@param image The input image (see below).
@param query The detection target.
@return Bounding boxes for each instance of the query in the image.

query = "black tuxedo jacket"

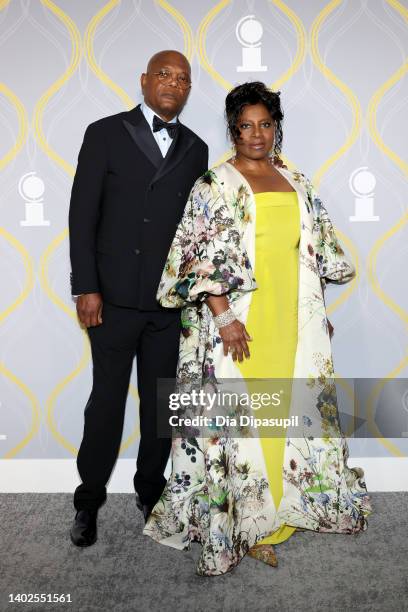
[68,104,208,310]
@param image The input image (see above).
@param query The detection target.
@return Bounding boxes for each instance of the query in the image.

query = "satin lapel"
[122,106,163,168]
[151,125,196,184]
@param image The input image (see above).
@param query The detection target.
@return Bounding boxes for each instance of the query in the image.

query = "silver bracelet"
[213,308,236,329]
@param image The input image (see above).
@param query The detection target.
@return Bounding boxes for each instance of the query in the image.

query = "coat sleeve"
[68,122,106,295]
[156,171,256,308]
[308,180,356,288]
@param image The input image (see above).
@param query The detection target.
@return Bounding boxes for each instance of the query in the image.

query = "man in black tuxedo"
[68,50,208,546]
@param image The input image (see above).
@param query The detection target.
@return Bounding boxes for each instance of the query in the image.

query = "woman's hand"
[219,320,251,362]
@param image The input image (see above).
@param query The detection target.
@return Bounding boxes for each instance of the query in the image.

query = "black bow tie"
[152,114,179,138]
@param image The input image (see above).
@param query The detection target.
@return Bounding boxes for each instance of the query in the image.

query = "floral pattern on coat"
[143,161,372,576]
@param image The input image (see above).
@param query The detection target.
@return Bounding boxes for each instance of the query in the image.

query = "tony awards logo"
[236,15,267,72]
[19,172,50,226]
[349,167,379,222]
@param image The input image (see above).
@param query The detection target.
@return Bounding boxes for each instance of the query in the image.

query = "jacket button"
[134,248,140,255]
[149,184,154,191]
[143,217,150,223]
[178,192,182,197]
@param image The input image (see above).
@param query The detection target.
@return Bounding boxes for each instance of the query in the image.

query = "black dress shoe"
[135,493,154,524]
[70,510,98,547]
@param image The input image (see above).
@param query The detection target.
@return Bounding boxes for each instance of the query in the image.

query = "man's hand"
[76,293,103,328]
[219,320,251,362]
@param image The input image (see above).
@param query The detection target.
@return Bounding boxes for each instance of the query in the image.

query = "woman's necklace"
[231,153,277,167]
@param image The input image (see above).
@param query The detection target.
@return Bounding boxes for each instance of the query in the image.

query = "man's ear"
[140,73,146,92]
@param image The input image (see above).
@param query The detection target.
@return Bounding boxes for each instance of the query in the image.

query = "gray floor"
[0,493,407,612]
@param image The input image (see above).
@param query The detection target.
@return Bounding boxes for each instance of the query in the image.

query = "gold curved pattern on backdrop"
[268,0,307,91]
[366,369,408,458]
[198,0,306,92]
[208,1,306,191]
[45,333,140,456]
[84,0,193,111]
[212,1,357,315]
[32,0,82,177]
[32,1,91,455]
[2,1,405,461]
[197,0,232,90]
[0,229,38,458]
[0,0,38,458]
[84,0,134,110]
[367,219,408,327]
[36,1,140,456]
[309,0,362,189]
[0,84,28,171]
[310,2,404,453]
[308,1,361,317]
[365,0,408,457]
[368,0,408,177]
[0,228,34,325]
[39,229,76,320]
[40,238,140,456]
[156,0,194,60]
[0,362,41,459]
[45,334,91,456]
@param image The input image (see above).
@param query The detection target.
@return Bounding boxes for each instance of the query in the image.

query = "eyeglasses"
[149,70,192,90]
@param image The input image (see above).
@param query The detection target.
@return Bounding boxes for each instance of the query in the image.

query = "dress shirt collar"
[140,101,177,131]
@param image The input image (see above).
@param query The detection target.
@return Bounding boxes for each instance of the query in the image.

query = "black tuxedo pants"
[73,301,181,511]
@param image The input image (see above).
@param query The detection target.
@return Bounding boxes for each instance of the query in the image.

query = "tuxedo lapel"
[151,124,196,185]
[122,105,163,168]
[122,104,198,184]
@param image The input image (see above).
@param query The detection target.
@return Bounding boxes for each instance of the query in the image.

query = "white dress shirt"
[140,101,177,157]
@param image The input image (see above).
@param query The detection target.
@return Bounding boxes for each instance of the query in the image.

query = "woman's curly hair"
[225,81,284,157]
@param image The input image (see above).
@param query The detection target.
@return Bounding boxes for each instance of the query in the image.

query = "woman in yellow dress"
[236,189,300,564]
[144,82,371,577]
[220,91,306,565]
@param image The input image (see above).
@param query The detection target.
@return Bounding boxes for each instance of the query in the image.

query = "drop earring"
[268,139,277,165]
[231,143,237,165]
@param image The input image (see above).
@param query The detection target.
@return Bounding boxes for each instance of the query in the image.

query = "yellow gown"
[237,190,300,545]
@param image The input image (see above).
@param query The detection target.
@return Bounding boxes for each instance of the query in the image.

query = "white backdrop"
[0,0,407,492]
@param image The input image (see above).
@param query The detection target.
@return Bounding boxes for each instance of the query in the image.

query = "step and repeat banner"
[0,0,407,489]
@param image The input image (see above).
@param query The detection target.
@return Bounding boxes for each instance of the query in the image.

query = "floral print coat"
[142,161,373,576]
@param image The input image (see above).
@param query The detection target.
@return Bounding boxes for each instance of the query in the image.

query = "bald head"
[146,50,190,74]
[141,50,192,121]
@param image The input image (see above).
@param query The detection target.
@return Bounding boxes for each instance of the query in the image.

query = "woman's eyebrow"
[240,117,272,122]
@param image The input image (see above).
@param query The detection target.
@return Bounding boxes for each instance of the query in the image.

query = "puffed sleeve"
[156,170,256,308]
[308,181,356,288]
